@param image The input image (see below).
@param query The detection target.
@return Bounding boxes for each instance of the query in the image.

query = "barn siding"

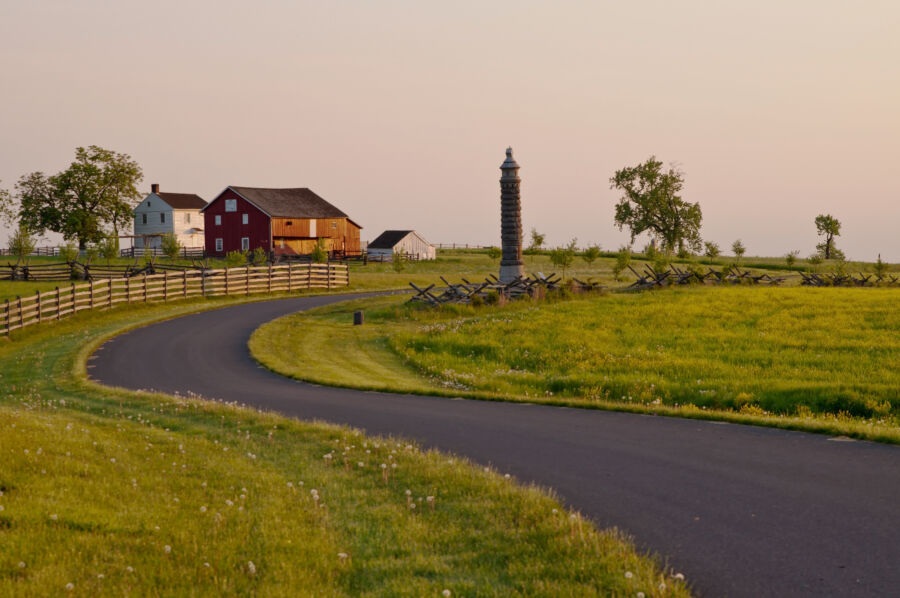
[271,217,361,255]
[203,189,271,256]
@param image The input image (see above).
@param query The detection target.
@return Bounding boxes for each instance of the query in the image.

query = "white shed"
[133,184,207,249]
[367,230,436,260]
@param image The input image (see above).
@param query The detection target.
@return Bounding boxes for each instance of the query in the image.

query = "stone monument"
[499,147,525,283]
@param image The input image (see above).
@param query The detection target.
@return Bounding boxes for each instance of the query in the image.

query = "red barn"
[201,186,362,257]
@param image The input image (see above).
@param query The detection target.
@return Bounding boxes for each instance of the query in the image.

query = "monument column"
[499,147,525,283]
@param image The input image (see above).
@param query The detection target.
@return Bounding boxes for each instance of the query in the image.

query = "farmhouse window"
[160,213,165,224]
[215,215,221,226]
[331,221,337,229]
[225,199,237,212]
[215,238,223,252]
[142,214,147,225]
[286,221,292,226]
[242,213,248,225]
[184,213,190,224]
[241,237,250,251]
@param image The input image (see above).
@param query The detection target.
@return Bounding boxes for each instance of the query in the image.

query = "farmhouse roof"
[226,187,350,220]
[368,230,417,249]
[156,192,207,210]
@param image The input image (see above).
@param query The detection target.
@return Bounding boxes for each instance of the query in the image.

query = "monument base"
[499,263,525,284]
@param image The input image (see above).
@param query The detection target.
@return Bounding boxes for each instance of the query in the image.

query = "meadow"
[0,294,689,597]
[250,286,900,443]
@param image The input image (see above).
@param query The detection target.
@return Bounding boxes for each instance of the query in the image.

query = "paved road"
[89,294,900,598]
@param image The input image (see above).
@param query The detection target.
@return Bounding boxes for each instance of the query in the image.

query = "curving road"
[89,294,900,598]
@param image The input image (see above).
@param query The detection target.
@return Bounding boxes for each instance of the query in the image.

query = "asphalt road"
[89,294,900,597]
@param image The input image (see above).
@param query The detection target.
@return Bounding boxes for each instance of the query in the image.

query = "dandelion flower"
[405,489,412,496]
[164,545,172,554]
[65,583,74,591]
[674,573,685,581]
[97,574,104,580]
[409,503,416,510]
[200,506,207,513]
[50,514,58,521]
[126,566,134,573]
[204,562,211,568]
[637,593,646,598]
[504,474,511,479]
[17,562,25,568]
[624,571,633,579]
[443,590,452,597]
[337,552,348,561]
[247,561,257,576]
[659,582,667,591]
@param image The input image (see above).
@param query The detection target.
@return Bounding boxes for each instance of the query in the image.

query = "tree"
[785,250,799,269]
[611,157,702,254]
[487,246,501,260]
[874,254,888,279]
[252,246,268,265]
[703,241,720,259]
[391,251,405,272]
[7,225,36,260]
[583,245,601,264]
[814,214,841,260]
[528,228,545,252]
[17,146,143,249]
[549,238,577,279]
[0,181,14,227]
[731,239,746,264]
[161,233,182,260]
[613,246,631,281]
[100,236,119,264]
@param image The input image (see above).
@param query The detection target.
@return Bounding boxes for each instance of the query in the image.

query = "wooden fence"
[1,262,349,336]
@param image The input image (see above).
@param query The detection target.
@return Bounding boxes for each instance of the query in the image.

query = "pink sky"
[1,1,898,259]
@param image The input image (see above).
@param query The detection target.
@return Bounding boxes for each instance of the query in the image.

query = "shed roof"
[156,192,207,210]
[368,230,418,249]
[227,187,349,219]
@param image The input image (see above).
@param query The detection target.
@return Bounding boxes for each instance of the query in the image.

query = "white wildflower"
[65,583,74,591]
[624,571,633,579]
[443,591,452,597]
[164,545,172,554]
[247,561,256,576]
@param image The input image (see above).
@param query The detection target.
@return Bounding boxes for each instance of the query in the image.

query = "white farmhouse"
[133,184,207,249]
[367,230,436,260]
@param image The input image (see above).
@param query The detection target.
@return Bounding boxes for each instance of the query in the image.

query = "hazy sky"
[1,1,898,259]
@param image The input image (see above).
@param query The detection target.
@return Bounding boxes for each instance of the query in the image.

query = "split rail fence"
[2,262,348,336]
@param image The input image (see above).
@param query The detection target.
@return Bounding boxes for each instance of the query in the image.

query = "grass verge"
[0,293,690,597]
[249,287,900,444]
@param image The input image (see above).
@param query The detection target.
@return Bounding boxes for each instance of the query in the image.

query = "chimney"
[151,183,159,194]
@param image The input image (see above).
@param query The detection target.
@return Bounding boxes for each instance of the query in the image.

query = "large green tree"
[814,214,841,259]
[610,157,702,254]
[17,146,143,248]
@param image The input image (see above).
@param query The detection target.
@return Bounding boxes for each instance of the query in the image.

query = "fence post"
[3,299,9,336]
[288,263,293,293]
[246,265,250,296]
[327,262,332,290]
[89,279,94,310]
[126,276,131,304]
[308,261,312,290]
[68,283,75,317]
[225,267,229,296]
[37,290,43,324]
[163,271,168,302]
[108,279,113,309]
[183,269,188,298]
[346,263,350,287]
[143,272,148,302]
[17,296,23,331]
[267,264,272,293]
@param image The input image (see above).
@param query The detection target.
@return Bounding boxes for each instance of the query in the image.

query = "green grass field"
[0,295,690,597]
[250,287,900,443]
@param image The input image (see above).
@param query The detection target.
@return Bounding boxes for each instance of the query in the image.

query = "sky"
[1,1,898,259]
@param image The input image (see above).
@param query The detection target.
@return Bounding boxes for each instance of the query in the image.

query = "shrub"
[874,254,888,279]
[225,250,247,268]
[785,250,799,268]
[676,245,691,259]
[392,251,405,272]
[549,238,577,279]
[59,241,79,263]
[310,239,329,264]
[252,246,268,265]
[642,243,657,261]
[161,233,181,260]
[483,291,499,305]
[487,246,501,260]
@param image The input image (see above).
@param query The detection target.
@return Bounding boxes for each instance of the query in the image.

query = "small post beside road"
[353,310,364,326]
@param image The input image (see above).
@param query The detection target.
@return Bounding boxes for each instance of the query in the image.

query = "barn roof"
[156,192,207,210]
[368,230,416,249]
[227,187,349,219]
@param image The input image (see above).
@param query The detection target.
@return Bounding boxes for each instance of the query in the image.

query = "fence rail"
[2,262,349,336]
[120,246,206,259]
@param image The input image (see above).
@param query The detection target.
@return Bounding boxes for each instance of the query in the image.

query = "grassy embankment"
[0,294,689,597]
[250,286,900,444]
